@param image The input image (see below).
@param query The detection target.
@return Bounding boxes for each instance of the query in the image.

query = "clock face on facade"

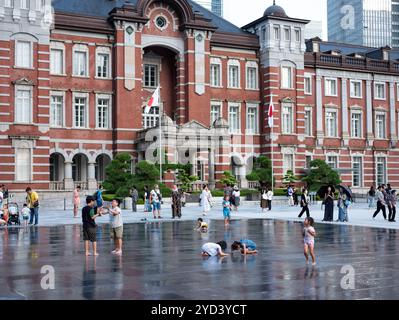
[196,34,203,42]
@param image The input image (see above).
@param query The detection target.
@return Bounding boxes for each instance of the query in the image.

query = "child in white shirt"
[21,203,31,227]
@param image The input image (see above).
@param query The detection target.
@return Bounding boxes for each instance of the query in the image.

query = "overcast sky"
[224,0,328,39]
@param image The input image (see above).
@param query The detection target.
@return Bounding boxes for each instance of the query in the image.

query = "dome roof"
[264,4,288,18]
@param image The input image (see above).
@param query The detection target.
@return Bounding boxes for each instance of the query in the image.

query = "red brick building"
[0,0,398,194]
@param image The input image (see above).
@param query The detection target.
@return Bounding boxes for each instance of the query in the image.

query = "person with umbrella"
[337,187,350,222]
[321,186,335,222]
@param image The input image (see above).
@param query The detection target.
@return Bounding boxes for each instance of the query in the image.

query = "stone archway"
[49,153,65,190]
[95,154,112,184]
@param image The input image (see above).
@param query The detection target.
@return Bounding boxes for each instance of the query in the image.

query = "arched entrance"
[49,153,65,190]
[72,154,88,190]
[95,154,111,184]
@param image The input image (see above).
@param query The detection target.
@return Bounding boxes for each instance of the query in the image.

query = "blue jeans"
[368,196,375,208]
[29,207,39,225]
[338,207,346,222]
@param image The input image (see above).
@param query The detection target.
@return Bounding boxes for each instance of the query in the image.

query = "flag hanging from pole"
[268,96,274,128]
[144,86,160,114]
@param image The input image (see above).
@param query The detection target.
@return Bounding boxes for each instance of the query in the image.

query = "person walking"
[231,186,240,212]
[130,186,138,212]
[73,186,81,218]
[260,187,268,212]
[26,187,39,226]
[368,185,376,209]
[266,188,273,211]
[150,185,162,219]
[298,188,310,218]
[95,185,104,208]
[385,184,393,220]
[373,186,387,220]
[388,190,397,222]
[322,186,334,222]
[287,186,294,206]
[171,185,182,219]
[200,185,212,216]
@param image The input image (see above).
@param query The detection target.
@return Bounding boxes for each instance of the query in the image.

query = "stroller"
[7,202,21,225]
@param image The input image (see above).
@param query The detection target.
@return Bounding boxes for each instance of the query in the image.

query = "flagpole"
[271,114,274,194]
[159,92,163,185]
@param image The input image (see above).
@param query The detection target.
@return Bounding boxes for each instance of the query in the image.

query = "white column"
[238,165,248,189]
[28,0,36,22]
[0,0,5,20]
[341,78,349,145]
[316,75,324,145]
[13,0,21,21]
[64,161,74,190]
[389,82,397,146]
[88,162,97,190]
[366,80,374,146]
[208,149,215,189]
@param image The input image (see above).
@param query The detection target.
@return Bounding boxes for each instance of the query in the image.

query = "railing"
[49,181,65,191]
[74,181,88,190]
[248,181,260,189]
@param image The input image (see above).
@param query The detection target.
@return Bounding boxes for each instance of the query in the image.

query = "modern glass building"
[193,0,223,17]
[328,0,399,48]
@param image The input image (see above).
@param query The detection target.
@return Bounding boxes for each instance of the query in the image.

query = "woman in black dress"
[323,186,335,222]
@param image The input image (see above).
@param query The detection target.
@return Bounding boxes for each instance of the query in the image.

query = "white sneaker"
[114,250,122,255]
[111,249,117,254]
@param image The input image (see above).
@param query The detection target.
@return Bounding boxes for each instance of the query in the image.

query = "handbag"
[33,200,39,208]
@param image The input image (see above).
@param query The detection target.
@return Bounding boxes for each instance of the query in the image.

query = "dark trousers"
[298,205,310,218]
[132,200,137,212]
[267,200,272,211]
[172,204,182,218]
[389,206,396,221]
[373,201,387,219]
[29,207,39,225]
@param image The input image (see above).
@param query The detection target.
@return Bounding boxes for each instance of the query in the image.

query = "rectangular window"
[326,156,338,169]
[96,53,110,78]
[36,0,45,10]
[73,51,87,76]
[210,64,221,87]
[325,78,337,96]
[210,103,221,126]
[350,80,362,98]
[5,0,14,8]
[274,26,280,40]
[351,113,362,138]
[325,111,337,137]
[196,161,205,181]
[294,29,300,42]
[284,28,290,41]
[73,97,87,128]
[376,157,387,186]
[20,0,29,9]
[352,157,363,187]
[304,76,312,94]
[261,27,266,41]
[375,83,386,100]
[246,105,258,134]
[50,95,63,127]
[229,105,240,133]
[283,154,294,174]
[305,156,312,169]
[246,67,257,89]
[97,97,110,129]
[15,41,32,68]
[282,104,293,134]
[15,88,31,123]
[376,114,386,139]
[144,64,158,88]
[281,66,292,89]
[50,49,63,75]
[15,148,31,182]
[142,105,160,129]
[228,65,240,88]
[305,110,312,136]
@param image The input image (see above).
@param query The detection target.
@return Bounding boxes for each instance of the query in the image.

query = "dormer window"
[274,26,280,40]
[383,50,389,61]
[354,53,363,59]
[312,42,319,52]
[331,50,340,56]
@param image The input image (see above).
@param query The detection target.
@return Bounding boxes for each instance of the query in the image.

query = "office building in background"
[193,0,223,17]
[305,20,324,39]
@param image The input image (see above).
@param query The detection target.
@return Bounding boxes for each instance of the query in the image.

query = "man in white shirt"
[108,198,123,255]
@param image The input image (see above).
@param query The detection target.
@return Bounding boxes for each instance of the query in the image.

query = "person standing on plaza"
[0,184,4,210]
[260,187,268,212]
[26,187,39,226]
[385,184,393,220]
[337,188,349,223]
[231,186,240,212]
[144,186,150,212]
[73,186,81,218]
[368,185,376,209]
[303,217,317,266]
[388,190,397,222]
[298,188,310,219]
[266,188,273,211]
[201,185,212,216]
[130,186,139,213]
[108,198,123,255]
[222,195,231,226]
[224,184,232,200]
[82,196,102,256]
[287,185,294,206]
[322,186,334,222]
[171,185,182,219]
[373,186,387,220]
[150,184,162,219]
[95,185,104,208]
[293,187,299,206]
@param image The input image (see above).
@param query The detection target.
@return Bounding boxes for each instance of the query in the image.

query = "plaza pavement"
[28,201,399,230]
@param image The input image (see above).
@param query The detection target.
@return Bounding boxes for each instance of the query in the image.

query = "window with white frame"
[246,62,258,90]
[375,113,386,139]
[210,59,222,87]
[15,41,32,68]
[261,27,266,41]
[325,110,337,137]
[304,75,312,94]
[228,60,240,88]
[20,0,29,9]
[50,48,64,75]
[283,153,294,174]
[50,94,63,127]
[305,155,312,169]
[281,66,293,89]
[229,104,240,133]
[96,49,110,78]
[281,103,293,134]
[142,105,159,129]
[15,86,31,123]
[96,95,111,129]
[73,48,88,77]
[352,156,363,187]
[284,28,290,41]
[376,157,387,186]
[143,64,158,88]
[350,80,362,98]
[294,29,301,42]
[326,155,338,169]
[15,147,31,182]
[246,104,259,134]
[274,26,280,40]
[73,94,87,128]
[210,102,221,126]
[5,0,14,8]
[325,78,337,96]
[36,0,45,10]
[305,109,312,136]
[196,161,205,181]
[375,83,386,100]
[351,112,362,138]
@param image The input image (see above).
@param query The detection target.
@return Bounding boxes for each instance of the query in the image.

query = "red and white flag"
[268,96,274,128]
[144,86,160,114]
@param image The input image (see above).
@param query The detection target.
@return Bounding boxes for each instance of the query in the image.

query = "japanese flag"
[268,96,274,128]
[144,86,160,114]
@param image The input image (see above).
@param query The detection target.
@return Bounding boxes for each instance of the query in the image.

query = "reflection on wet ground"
[0,219,398,300]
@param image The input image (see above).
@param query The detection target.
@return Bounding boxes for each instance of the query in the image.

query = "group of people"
[372,184,397,222]
[321,186,351,223]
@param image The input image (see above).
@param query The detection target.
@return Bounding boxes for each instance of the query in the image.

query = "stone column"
[13,0,21,21]
[88,162,97,190]
[28,0,36,22]
[0,0,5,20]
[238,165,248,189]
[208,148,215,189]
[389,82,397,146]
[64,161,74,190]
[341,78,349,145]
[366,80,374,147]
[316,75,324,145]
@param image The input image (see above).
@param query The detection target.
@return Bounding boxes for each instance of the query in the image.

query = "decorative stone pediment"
[12,78,35,86]
[180,120,209,130]
[281,97,294,103]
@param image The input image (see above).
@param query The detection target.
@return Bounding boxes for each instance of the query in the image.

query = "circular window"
[156,16,167,29]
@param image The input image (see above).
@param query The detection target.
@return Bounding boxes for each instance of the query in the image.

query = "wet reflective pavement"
[1,219,398,300]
